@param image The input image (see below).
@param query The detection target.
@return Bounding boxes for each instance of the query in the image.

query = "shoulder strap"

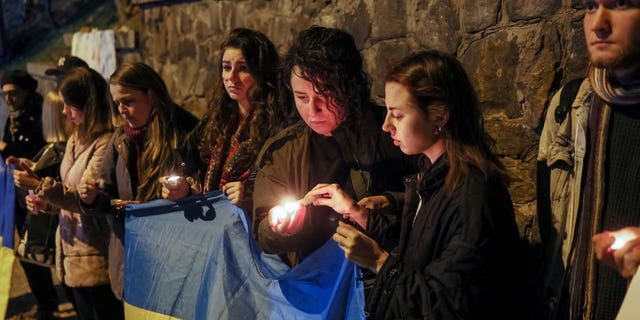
[554,78,583,124]
[536,78,584,135]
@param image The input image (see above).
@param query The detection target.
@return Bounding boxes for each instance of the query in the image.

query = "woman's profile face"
[221,47,255,105]
[382,81,440,156]
[110,84,154,129]
[60,93,85,126]
[291,67,344,136]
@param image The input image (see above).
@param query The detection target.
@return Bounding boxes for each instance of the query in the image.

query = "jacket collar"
[417,155,448,198]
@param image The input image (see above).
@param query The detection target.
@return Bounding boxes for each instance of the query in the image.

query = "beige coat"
[38,131,113,287]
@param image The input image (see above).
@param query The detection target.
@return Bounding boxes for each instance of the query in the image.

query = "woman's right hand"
[25,193,47,214]
[159,176,190,200]
[78,178,101,205]
[13,167,40,189]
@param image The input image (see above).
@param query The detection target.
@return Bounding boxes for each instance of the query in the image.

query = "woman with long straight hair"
[77,62,199,300]
[308,50,523,319]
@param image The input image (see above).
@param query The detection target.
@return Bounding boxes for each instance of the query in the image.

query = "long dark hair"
[386,50,508,191]
[58,67,113,143]
[198,28,282,162]
[280,25,372,125]
[109,62,194,202]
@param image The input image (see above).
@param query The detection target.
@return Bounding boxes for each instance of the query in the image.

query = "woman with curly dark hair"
[252,26,416,267]
[164,28,283,212]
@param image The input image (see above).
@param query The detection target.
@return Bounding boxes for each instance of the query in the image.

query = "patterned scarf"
[589,66,640,105]
[203,117,255,192]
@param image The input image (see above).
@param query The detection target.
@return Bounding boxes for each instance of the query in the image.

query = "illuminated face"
[382,82,441,157]
[60,93,85,126]
[222,48,255,105]
[110,84,154,129]
[2,84,28,112]
[583,0,640,77]
[291,66,344,137]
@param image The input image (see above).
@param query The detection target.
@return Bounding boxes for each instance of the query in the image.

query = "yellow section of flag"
[124,301,182,320]
[0,237,15,320]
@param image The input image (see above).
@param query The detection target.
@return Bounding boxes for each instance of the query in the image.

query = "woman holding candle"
[163,28,284,213]
[24,67,123,320]
[77,62,200,300]
[306,51,523,319]
[252,26,416,266]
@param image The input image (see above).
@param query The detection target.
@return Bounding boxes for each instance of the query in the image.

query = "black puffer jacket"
[367,156,524,319]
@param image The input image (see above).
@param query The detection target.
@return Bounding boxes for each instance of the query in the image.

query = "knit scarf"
[589,66,640,105]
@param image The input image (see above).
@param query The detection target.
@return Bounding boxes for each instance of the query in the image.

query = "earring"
[434,126,443,136]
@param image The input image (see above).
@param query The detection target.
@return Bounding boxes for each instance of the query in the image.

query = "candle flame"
[611,230,637,250]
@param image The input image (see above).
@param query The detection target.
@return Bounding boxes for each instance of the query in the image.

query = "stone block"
[410,0,461,54]
[459,0,499,33]
[505,0,560,21]
[371,0,406,40]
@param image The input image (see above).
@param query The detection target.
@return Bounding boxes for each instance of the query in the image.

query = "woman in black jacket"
[307,50,523,319]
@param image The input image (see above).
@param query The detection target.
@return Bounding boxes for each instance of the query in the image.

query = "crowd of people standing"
[2,1,640,318]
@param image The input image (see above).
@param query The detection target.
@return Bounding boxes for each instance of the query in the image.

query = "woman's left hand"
[222,181,244,205]
[333,221,388,273]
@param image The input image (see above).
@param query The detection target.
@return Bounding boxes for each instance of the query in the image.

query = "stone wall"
[136,0,589,242]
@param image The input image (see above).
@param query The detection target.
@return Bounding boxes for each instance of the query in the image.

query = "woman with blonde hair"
[78,62,199,301]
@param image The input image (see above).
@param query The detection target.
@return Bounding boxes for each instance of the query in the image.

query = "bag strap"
[554,78,583,124]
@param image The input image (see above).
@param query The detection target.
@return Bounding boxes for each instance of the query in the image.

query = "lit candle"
[167,175,180,183]
[611,230,637,250]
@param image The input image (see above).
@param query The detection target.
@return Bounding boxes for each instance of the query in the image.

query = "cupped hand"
[268,201,307,236]
[13,168,40,189]
[333,221,388,273]
[593,227,640,278]
[78,177,101,205]
[159,175,190,200]
[25,193,47,214]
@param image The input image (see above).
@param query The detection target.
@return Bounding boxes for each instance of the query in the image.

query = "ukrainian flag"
[123,191,364,320]
[0,158,15,319]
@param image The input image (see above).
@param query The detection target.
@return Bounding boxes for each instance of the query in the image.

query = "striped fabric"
[589,66,640,105]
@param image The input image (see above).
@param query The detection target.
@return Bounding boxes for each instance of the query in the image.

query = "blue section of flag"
[0,156,15,249]
[124,192,365,320]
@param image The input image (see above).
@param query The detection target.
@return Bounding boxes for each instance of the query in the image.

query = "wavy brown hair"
[197,28,282,162]
[109,62,196,202]
[58,67,113,143]
[386,50,508,192]
[280,25,372,125]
